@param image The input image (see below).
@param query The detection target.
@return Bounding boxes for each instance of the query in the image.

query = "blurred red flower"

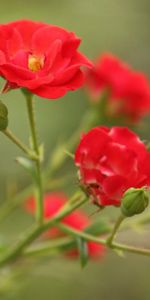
[0,20,92,99]
[75,126,150,206]
[25,192,104,259]
[86,54,150,121]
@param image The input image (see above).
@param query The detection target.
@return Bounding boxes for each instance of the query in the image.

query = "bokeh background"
[0,0,150,299]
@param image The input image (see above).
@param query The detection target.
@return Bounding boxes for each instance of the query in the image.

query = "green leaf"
[85,219,111,236]
[16,157,37,182]
[76,237,89,268]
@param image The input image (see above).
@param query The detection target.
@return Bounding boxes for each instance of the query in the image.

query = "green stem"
[58,223,106,245]
[25,95,43,225]
[25,238,150,258]
[0,192,86,267]
[2,128,38,160]
[107,214,125,246]
[24,237,74,257]
[110,242,150,257]
[0,193,150,265]
[58,223,150,257]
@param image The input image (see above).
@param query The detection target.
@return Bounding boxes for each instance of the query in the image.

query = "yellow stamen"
[28,55,44,72]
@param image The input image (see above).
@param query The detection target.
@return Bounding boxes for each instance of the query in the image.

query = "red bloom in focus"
[25,193,104,258]
[75,126,150,206]
[0,20,92,99]
[86,54,150,121]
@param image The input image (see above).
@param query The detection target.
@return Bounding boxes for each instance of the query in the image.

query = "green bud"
[0,101,8,131]
[121,187,149,217]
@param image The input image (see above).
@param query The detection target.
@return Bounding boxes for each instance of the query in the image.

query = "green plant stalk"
[25,239,150,258]
[6,221,149,260]
[107,214,125,246]
[26,95,43,225]
[3,128,38,160]
[25,221,112,258]
[0,192,86,267]
[58,223,150,257]
[24,237,74,257]
[0,194,150,265]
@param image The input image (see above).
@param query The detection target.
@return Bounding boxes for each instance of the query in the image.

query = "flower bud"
[121,187,149,217]
[0,100,8,130]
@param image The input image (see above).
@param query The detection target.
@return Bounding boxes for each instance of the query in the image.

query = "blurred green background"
[0,0,150,299]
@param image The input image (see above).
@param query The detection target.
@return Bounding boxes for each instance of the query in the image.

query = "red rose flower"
[75,126,150,206]
[25,193,104,258]
[86,53,150,121]
[0,20,92,99]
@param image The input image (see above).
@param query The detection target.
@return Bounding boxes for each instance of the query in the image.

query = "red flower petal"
[62,36,81,57]
[86,53,150,120]
[11,50,28,68]
[88,242,105,258]
[75,126,150,207]
[63,211,89,230]
[102,175,128,199]
[0,50,6,64]
[9,20,45,50]
[75,127,110,166]
[109,127,147,160]
[0,20,92,99]
[0,63,34,84]
[32,25,70,55]
[105,142,137,177]
[71,52,93,68]
[43,39,62,71]
[7,28,23,57]
[31,85,67,99]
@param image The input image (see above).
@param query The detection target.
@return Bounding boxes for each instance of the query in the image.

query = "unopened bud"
[121,187,149,217]
[0,101,8,130]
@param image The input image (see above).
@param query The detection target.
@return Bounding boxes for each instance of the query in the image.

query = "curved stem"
[25,237,150,258]
[25,95,43,225]
[24,237,74,257]
[2,128,38,160]
[58,223,150,257]
[107,214,125,246]
[110,242,150,257]
[0,192,150,266]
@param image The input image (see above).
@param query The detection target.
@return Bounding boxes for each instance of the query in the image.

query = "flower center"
[28,55,44,72]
